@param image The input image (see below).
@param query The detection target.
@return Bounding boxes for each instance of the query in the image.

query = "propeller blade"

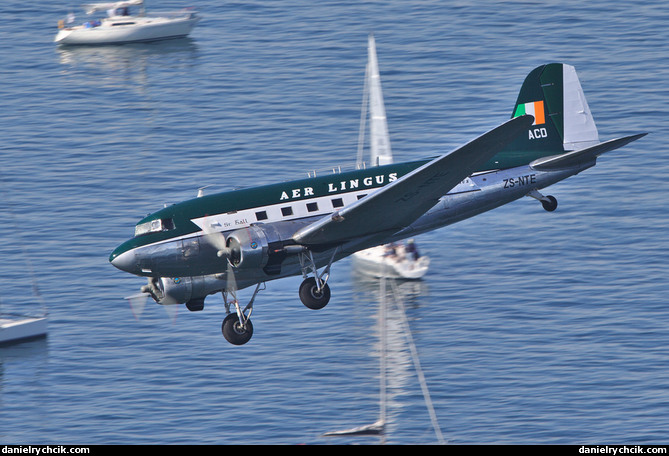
[226,261,238,297]
[203,216,231,258]
[163,303,178,324]
[126,293,149,320]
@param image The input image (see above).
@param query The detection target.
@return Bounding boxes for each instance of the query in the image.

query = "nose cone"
[109,244,137,274]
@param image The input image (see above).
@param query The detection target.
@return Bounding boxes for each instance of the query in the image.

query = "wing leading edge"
[292,115,535,246]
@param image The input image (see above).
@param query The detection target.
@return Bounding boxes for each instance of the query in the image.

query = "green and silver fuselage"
[109,62,646,309]
[110,157,593,293]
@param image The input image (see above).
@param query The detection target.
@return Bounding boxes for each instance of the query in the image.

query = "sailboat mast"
[356,61,369,169]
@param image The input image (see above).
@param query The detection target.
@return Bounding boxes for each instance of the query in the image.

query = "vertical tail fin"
[483,63,600,170]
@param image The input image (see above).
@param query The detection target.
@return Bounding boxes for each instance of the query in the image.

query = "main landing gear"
[528,189,558,212]
[297,248,337,310]
[219,247,337,346]
[221,281,264,346]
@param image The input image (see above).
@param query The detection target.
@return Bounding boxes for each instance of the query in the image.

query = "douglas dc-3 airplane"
[110,62,645,345]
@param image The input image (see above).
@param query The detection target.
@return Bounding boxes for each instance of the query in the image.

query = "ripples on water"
[1,0,668,445]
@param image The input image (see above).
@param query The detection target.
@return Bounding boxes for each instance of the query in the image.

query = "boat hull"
[352,246,430,280]
[55,16,199,45]
[0,316,48,345]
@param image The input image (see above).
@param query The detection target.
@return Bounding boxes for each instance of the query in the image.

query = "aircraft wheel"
[222,313,254,345]
[299,277,331,310]
[541,195,558,212]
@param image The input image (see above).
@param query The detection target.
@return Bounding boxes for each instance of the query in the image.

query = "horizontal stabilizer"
[292,115,534,246]
[530,133,647,171]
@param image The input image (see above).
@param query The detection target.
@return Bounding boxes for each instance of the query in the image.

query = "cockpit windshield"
[134,218,175,237]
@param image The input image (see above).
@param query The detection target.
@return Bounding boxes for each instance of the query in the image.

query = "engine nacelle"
[225,225,271,269]
[148,275,225,305]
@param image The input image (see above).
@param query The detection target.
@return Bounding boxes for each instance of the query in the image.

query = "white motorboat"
[352,35,430,280]
[352,242,430,280]
[54,1,200,45]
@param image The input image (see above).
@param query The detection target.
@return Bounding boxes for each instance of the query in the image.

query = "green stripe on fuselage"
[113,159,430,254]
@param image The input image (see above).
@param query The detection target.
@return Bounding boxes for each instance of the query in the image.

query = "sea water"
[1,0,668,444]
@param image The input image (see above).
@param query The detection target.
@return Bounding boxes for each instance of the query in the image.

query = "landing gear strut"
[221,279,264,346]
[528,189,558,212]
[298,248,337,310]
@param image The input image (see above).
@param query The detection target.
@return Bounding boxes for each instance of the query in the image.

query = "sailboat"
[0,314,48,345]
[351,34,430,280]
[0,181,48,345]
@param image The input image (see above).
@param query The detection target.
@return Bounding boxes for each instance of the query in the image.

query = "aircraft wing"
[530,133,647,171]
[292,115,534,246]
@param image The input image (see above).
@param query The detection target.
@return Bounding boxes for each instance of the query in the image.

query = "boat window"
[307,202,319,212]
[134,218,175,237]
[357,194,367,200]
[281,207,293,217]
[111,22,136,26]
[255,211,268,221]
[331,198,344,208]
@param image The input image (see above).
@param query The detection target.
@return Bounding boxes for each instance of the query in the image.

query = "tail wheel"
[222,313,254,345]
[299,277,331,310]
[541,195,558,212]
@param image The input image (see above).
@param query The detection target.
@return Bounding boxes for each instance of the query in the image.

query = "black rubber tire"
[299,277,331,310]
[221,313,254,345]
[541,195,558,212]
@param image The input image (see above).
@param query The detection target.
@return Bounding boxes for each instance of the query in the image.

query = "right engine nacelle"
[225,225,271,269]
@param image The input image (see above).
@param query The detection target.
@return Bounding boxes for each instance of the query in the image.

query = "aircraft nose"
[109,246,137,273]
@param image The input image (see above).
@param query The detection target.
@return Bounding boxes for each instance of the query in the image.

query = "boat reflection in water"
[322,273,444,444]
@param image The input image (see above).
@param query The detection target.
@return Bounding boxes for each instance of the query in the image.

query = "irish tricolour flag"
[514,100,545,125]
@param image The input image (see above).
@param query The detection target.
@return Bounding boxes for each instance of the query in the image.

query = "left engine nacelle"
[225,225,271,269]
[146,275,225,305]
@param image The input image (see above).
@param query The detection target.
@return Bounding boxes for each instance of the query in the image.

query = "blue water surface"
[1,0,667,445]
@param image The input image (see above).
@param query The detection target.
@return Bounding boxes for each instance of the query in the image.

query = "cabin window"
[255,211,268,221]
[331,198,344,208]
[357,194,367,200]
[281,207,293,217]
[306,202,319,212]
[134,218,175,237]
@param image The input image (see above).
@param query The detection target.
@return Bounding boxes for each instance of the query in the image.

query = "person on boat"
[405,239,420,260]
[383,243,397,259]
[107,7,129,17]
